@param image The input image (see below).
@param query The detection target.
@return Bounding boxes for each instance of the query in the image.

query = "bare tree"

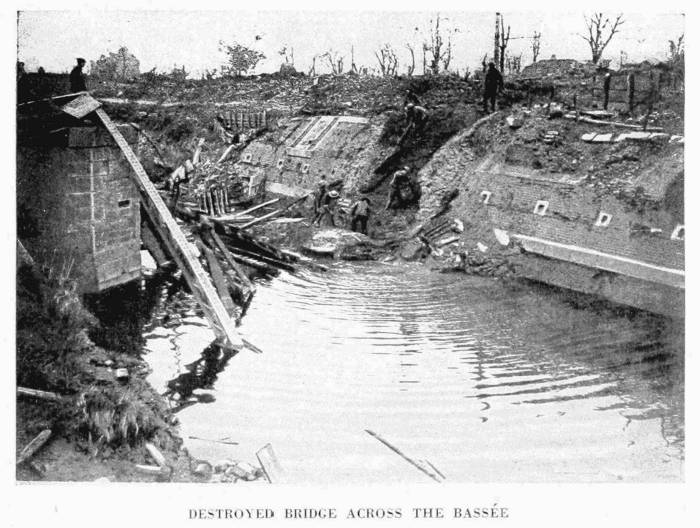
[531,31,542,63]
[668,34,684,62]
[405,44,416,76]
[278,46,294,66]
[350,45,358,74]
[580,13,625,64]
[375,44,399,77]
[322,50,345,75]
[498,13,511,72]
[425,13,454,74]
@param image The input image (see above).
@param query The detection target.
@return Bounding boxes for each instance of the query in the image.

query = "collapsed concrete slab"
[234,115,394,198]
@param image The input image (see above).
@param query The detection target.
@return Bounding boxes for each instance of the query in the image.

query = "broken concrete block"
[193,461,213,478]
[477,242,488,253]
[493,229,510,246]
[591,133,613,143]
[115,367,129,380]
[581,133,597,142]
[624,131,653,141]
[227,461,259,481]
[669,135,684,145]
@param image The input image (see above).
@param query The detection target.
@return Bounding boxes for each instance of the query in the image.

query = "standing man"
[70,58,87,93]
[482,62,504,113]
[312,174,328,222]
[350,196,371,235]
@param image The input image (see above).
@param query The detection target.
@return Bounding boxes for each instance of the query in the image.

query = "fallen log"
[17,387,63,402]
[209,232,256,294]
[227,252,279,275]
[135,464,168,476]
[17,429,52,465]
[228,246,296,273]
[214,222,292,263]
[145,442,167,467]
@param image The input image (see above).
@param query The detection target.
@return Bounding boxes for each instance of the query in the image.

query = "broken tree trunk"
[17,429,52,465]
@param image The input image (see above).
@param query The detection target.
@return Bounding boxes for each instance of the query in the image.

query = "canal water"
[143,262,684,484]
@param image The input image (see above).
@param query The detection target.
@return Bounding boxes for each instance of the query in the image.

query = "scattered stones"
[506,115,523,129]
[192,461,213,478]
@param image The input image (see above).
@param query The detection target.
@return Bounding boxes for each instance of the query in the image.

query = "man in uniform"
[350,196,371,235]
[482,62,504,113]
[70,57,87,93]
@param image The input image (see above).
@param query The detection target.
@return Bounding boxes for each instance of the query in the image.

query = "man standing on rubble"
[350,196,371,235]
[70,58,87,93]
[482,62,504,113]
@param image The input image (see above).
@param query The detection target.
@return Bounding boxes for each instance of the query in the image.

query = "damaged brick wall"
[17,125,141,292]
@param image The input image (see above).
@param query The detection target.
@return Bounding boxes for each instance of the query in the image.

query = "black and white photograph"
[7,2,694,526]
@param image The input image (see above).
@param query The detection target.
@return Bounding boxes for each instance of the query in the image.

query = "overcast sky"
[17,10,684,77]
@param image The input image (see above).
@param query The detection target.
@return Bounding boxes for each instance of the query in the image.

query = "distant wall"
[235,115,393,198]
[17,125,141,292]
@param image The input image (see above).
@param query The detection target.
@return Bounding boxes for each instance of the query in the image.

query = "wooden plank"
[256,443,284,484]
[93,106,243,350]
[17,387,63,402]
[209,232,256,293]
[365,429,443,483]
[238,209,283,230]
[223,198,280,220]
[61,94,101,119]
[199,237,237,317]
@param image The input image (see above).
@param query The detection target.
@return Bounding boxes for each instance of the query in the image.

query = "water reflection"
[164,343,238,412]
[143,262,684,483]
